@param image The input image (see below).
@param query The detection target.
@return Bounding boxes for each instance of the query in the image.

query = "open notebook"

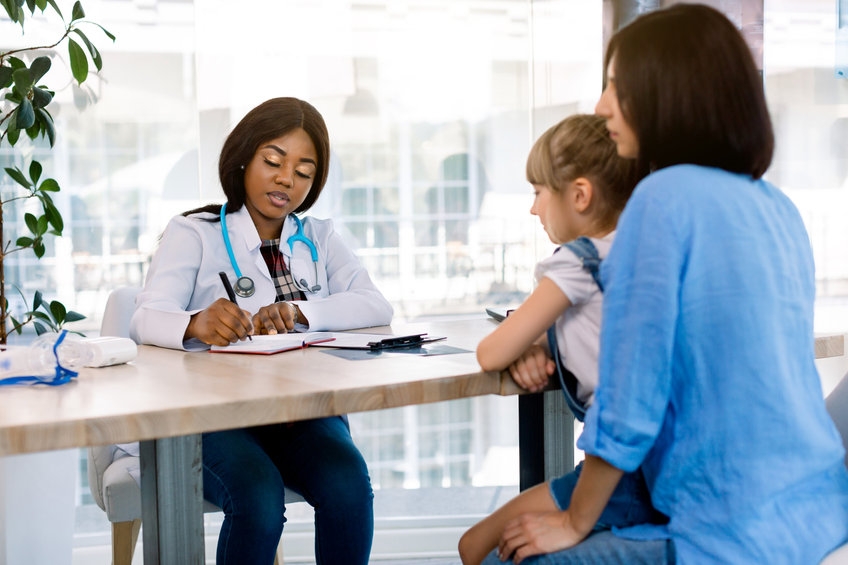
[210,332,445,355]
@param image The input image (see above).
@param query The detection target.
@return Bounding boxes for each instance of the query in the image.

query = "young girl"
[130,97,392,565]
[490,4,848,564]
[459,113,658,565]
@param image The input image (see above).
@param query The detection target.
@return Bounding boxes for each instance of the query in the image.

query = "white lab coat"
[130,206,393,350]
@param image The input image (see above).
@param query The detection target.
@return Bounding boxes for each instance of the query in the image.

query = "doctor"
[130,97,392,565]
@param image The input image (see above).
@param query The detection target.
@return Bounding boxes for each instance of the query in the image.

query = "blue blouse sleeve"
[577,177,687,473]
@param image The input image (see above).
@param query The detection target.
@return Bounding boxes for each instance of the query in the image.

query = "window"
[4,0,844,561]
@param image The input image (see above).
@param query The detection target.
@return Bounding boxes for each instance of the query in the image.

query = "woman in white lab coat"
[130,97,392,565]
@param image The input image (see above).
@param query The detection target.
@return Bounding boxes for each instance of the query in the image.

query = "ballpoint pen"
[219,271,252,340]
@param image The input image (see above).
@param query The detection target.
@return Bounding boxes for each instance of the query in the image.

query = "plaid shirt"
[260,239,306,303]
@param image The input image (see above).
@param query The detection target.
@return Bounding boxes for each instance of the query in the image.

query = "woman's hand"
[185,298,254,346]
[252,302,299,335]
[497,510,584,564]
[507,344,555,393]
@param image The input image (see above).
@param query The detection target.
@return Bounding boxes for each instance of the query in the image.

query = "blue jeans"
[550,462,666,530]
[202,416,373,565]
[480,530,675,565]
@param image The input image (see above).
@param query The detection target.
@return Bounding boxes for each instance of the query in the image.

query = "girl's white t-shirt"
[533,232,614,407]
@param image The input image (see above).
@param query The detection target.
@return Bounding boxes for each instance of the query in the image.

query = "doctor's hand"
[508,344,555,393]
[185,298,254,346]
[252,302,300,335]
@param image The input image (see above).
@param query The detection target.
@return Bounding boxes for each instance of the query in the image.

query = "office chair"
[87,286,304,565]
[820,371,848,564]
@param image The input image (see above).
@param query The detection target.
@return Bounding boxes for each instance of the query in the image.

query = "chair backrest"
[826,372,848,470]
[100,286,142,338]
[88,286,142,514]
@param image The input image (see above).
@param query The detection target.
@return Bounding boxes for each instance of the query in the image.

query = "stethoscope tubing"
[220,203,321,297]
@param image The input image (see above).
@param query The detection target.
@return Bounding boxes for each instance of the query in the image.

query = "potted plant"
[0,0,114,344]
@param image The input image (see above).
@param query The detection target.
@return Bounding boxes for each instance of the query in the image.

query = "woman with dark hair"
[131,97,391,565]
[486,5,848,564]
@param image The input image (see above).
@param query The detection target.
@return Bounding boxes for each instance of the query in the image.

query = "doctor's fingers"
[206,299,254,342]
[188,310,247,346]
[252,303,295,335]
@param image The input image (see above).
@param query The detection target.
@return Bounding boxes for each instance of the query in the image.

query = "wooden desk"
[816,333,845,359]
[0,317,515,564]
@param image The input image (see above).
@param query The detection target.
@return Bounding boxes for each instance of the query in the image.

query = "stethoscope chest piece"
[234,276,255,298]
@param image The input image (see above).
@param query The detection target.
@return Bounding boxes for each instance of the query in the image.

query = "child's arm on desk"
[477,277,571,391]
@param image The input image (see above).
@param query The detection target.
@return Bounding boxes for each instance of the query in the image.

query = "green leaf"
[90,21,115,41]
[68,38,88,84]
[26,122,41,140]
[15,99,35,129]
[15,236,34,247]
[25,0,35,12]
[12,67,34,95]
[28,56,51,83]
[31,86,53,108]
[32,290,44,310]
[70,0,83,21]
[45,0,61,19]
[4,166,31,188]
[49,300,67,323]
[71,29,102,71]
[35,107,56,146]
[6,125,21,146]
[64,310,86,323]
[29,160,42,184]
[39,178,59,192]
[33,239,45,258]
[33,321,49,336]
[35,0,47,10]
[24,212,38,233]
[44,200,64,233]
[32,311,52,322]
[36,215,49,235]
[8,57,26,71]
[0,65,12,89]
[0,0,23,24]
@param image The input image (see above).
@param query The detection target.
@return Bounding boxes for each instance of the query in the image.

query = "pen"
[219,271,252,340]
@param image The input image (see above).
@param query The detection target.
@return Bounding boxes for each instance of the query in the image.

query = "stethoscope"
[220,204,322,298]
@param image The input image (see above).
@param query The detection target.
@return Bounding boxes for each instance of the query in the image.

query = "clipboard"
[310,332,446,351]
[364,333,446,350]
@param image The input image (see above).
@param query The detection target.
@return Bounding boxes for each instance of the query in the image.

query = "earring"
[239,165,245,170]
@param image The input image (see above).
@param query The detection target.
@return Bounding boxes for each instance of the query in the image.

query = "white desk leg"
[140,435,205,564]
[518,390,575,490]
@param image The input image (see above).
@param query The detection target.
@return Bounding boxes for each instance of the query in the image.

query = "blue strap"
[0,330,80,386]
[547,326,587,421]
[562,236,603,291]
[547,236,604,420]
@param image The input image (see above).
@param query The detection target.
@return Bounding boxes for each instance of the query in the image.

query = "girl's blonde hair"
[526,113,640,229]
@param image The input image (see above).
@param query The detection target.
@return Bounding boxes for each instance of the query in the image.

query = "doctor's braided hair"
[184,97,331,219]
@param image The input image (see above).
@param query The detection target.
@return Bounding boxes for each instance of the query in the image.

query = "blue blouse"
[579,165,848,564]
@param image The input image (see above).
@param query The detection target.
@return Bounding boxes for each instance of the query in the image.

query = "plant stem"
[0,203,6,345]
